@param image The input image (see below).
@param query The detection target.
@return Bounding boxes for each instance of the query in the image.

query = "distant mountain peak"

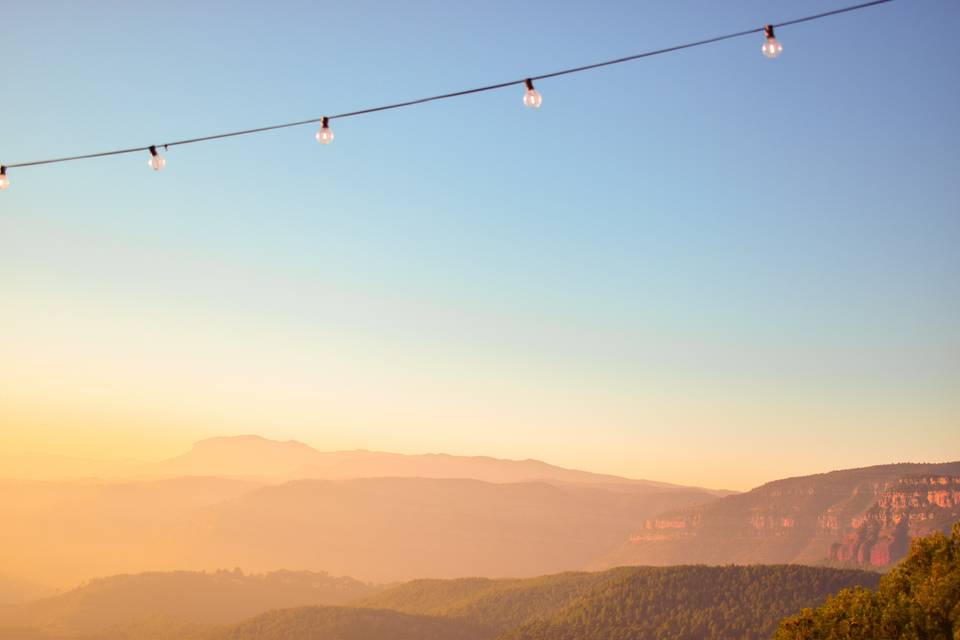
[192,434,313,449]
[144,434,724,495]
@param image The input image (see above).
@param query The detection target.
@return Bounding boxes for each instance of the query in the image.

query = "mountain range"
[1,435,957,595]
[0,474,715,588]
[0,435,725,588]
[2,435,730,494]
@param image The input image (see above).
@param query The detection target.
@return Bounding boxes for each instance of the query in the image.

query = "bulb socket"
[764,24,775,39]
[322,116,330,129]
[0,166,6,176]
[524,78,535,91]
[149,145,159,157]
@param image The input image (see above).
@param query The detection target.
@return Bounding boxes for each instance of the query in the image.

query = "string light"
[523,79,542,109]
[316,117,334,144]
[148,145,166,171]
[0,0,897,192]
[762,25,783,58]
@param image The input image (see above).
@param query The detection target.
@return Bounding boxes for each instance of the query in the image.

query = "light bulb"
[762,25,783,59]
[0,166,8,191]
[316,117,334,144]
[523,78,542,109]
[148,145,166,171]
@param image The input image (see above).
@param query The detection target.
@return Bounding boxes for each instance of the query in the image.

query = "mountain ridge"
[149,435,730,494]
[600,460,960,570]
[1,435,731,496]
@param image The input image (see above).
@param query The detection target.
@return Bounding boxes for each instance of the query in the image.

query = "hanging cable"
[1,0,895,175]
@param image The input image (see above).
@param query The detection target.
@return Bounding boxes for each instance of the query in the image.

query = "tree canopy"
[776,522,960,639]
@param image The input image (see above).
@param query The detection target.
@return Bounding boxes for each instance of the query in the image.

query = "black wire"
[4,0,895,171]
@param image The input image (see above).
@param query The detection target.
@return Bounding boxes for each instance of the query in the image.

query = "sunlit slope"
[602,462,960,569]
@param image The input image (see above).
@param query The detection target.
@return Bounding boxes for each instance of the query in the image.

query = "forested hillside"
[499,566,877,640]
[776,522,960,638]
[357,568,640,635]
[208,607,486,640]
[359,565,878,640]
[0,564,879,640]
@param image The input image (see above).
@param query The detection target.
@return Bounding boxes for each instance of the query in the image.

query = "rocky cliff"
[827,475,960,566]
[600,462,960,570]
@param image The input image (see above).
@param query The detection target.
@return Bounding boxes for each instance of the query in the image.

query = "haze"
[3,1,959,492]
[2,2,959,637]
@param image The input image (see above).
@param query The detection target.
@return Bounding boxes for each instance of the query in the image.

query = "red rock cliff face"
[612,464,960,570]
[828,476,960,567]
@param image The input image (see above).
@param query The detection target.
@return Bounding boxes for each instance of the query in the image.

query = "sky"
[1,0,958,490]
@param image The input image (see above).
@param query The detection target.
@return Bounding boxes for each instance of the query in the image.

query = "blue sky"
[1,0,958,489]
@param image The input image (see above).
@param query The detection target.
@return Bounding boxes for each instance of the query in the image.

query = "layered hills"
[0,436,723,588]
[1,472,714,587]
[0,565,880,640]
[3,435,957,596]
[3,436,957,638]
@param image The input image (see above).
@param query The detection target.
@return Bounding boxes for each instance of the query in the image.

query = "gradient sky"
[2,0,958,490]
